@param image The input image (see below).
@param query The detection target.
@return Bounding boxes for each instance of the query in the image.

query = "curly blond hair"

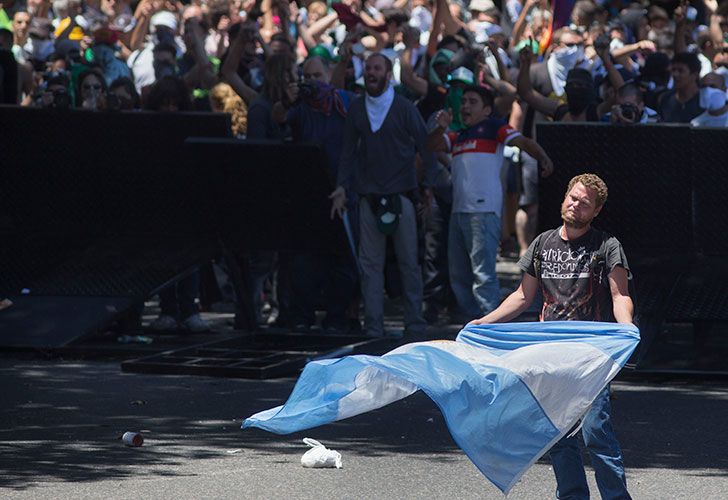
[567,173,608,207]
[209,83,248,137]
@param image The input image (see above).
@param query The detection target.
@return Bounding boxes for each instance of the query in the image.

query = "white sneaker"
[149,314,178,331]
[182,314,210,333]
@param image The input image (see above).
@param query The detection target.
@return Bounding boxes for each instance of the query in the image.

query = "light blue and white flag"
[243,321,640,494]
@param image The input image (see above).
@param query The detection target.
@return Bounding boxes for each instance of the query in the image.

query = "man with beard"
[272,55,358,334]
[471,173,634,500]
[330,53,437,338]
[427,85,553,322]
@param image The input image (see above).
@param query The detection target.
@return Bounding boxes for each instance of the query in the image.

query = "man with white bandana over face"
[330,52,438,338]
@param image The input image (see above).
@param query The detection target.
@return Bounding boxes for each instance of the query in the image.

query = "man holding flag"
[472,173,634,499]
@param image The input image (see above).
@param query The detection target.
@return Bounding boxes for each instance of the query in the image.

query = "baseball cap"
[151,11,178,32]
[469,0,496,12]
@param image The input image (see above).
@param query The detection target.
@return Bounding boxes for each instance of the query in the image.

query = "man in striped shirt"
[427,85,553,320]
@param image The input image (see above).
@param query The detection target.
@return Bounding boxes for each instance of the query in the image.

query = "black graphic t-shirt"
[518,228,630,322]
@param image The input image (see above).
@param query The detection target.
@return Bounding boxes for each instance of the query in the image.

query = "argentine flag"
[243,321,640,494]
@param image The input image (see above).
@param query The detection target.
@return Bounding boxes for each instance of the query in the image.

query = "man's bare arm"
[471,273,539,324]
[609,266,634,324]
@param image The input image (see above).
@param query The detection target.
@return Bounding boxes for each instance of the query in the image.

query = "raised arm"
[182,19,218,90]
[298,12,339,49]
[401,47,429,97]
[426,109,452,152]
[516,46,560,118]
[220,25,258,105]
[129,0,156,52]
[331,38,354,89]
[510,0,539,49]
[427,0,444,56]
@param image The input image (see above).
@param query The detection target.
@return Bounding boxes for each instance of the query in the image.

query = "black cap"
[566,68,594,87]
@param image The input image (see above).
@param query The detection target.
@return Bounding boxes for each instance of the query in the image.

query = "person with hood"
[518,42,622,123]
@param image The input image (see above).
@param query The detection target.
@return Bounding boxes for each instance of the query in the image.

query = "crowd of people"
[2,2,725,497]
[1,0,727,333]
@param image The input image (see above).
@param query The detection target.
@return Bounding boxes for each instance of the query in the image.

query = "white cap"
[469,0,496,13]
[151,11,178,32]
[473,21,504,43]
[450,66,475,85]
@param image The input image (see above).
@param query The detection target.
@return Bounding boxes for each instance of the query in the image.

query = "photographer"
[605,82,660,124]
[36,71,71,108]
[271,55,358,334]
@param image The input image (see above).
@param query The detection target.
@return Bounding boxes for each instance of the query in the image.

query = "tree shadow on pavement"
[1,360,727,491]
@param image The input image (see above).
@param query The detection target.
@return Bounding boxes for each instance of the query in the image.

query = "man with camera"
[605,82,661,124]
[271,55,359,334]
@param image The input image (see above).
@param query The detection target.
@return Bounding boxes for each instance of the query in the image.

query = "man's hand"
[674,0,688,26]
[329,186,347,219]
[419,187,433,219]
[636,40,656,53]
[468,317,489,326]
[435,109,453,129]
[518,44,533,69]
[539,154,554,177]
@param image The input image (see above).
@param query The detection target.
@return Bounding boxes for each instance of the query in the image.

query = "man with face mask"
[272,56,359,334]
[330,53,438,338]
[518,46,600,123]
[691,72,728,127]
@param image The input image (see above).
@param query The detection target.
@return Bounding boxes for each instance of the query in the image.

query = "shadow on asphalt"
[1,359,727,491]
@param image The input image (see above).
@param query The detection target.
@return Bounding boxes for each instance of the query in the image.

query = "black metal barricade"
[0,106,231,347]
[0,106,351,356]
[536,123,728,374]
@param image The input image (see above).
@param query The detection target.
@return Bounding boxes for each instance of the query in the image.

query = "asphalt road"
[1,358,728,499]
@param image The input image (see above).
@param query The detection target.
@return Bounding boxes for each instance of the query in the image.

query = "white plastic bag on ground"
[300,438,342,469]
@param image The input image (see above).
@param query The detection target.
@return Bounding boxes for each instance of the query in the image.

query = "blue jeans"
[549,385,631,500]
[448,212,501,319]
